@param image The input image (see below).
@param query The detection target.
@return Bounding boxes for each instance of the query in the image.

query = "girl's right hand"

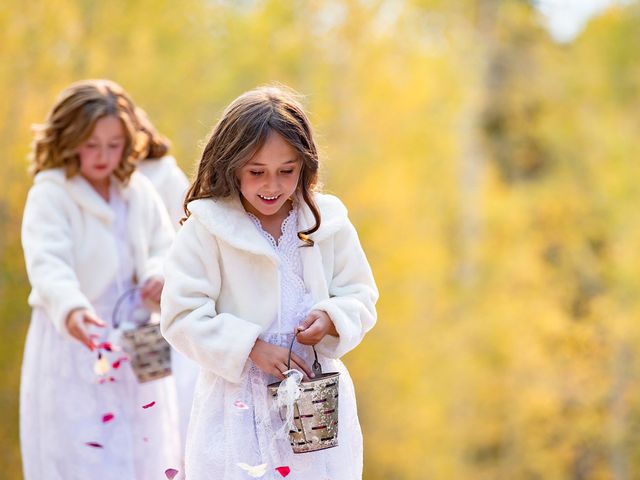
[249,339,314,381]
[65,308,106,350]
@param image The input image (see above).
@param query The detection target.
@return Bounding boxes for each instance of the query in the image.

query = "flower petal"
[102,413,115,423]
[237,463,268,478]
[96,341,113,352]
[93,354,111,376]
[275,466,291,477]
[85,442,103,448]
[112,356,129,369]
[142,401,156,409]
[234,400,249,410]
[165,468,179,479]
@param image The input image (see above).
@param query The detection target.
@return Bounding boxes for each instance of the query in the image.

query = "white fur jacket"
[21,168,174,336]
[160,193,378,384]
[137,155,189,229]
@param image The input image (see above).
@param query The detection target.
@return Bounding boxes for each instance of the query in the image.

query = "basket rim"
[121,322,161,334]
[292,442,338,454]
[267,371,340,389]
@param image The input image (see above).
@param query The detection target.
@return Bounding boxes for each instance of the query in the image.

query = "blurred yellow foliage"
[2,1,640,478]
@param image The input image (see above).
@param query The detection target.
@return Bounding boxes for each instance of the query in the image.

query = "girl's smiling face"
[76,115,126,190]
[237,132,301,222]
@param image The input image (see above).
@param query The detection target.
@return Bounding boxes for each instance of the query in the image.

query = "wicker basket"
[112,288,171,383]
[268,337,340,454]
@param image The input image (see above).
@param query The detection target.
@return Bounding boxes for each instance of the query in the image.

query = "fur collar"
[34,168,142,223]
[187,192,348,258]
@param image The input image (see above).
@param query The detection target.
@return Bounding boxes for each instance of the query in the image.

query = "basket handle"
[111,287,143,330]
[287,334,323,378]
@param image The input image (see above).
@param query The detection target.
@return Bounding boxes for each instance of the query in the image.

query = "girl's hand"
[249,339,314,380]
[65,308,106,350]
[141,277,164,312]
[295,310,338,346]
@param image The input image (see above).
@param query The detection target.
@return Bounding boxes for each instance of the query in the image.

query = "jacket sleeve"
[311,219,378,359]
[21,184,93,336]
[160,218,262,383]
[138,179,175,283]
[164,161,189,229]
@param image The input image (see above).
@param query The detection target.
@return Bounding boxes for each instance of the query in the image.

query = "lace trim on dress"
[247,207,313,334]
[246,206,296,248]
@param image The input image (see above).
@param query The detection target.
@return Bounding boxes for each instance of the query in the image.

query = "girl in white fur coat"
[161,86,378,480]
[20,80,181,480]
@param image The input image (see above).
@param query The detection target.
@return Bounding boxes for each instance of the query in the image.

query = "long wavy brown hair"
[184,85,322,245]
[135,106,171,160]
[29,79,145,182]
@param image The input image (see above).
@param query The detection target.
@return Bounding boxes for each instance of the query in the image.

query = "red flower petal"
[275,466,291,477]
[142,401,156,409]
[111,356,129,369]
[102,413,115,423]
[165,468,179,479]
[85,442,103,448]
[96,342,113,352]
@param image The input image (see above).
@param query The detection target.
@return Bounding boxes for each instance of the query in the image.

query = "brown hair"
[30,79,145,182]
[136,106,171,160]
[184,85,322,245]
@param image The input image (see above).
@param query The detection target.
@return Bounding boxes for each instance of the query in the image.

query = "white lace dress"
[20,185,181,480]
[185,207,364,480]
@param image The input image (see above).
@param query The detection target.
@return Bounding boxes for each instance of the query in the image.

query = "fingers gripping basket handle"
[287,334,323,378]
[271,333,341,454]
[111,287,142,330]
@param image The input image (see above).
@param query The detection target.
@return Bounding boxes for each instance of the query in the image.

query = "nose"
[265,172,281,191]
[95,146,106,162]
[98,146,115,163]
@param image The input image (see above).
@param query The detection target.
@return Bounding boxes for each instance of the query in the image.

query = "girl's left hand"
[141,277,164,312]
[295,310,338,346]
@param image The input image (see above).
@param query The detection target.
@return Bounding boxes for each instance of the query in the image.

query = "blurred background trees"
[1,1,639,478]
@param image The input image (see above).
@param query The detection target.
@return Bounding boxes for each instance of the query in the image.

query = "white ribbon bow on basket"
[271,334,323,439]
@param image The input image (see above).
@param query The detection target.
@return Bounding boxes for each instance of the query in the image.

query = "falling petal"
[164,468,179,479]
[237,462,268,478]
[275,466,291,477]
[102,413,114,423]
[142,401,156,409]
[98,376,116,385]
[96,342,113,352]
[93,354,111,376]
[143,437,149,442]
[112,356,129,369]
[85,442,103,448]
[234,400,249,410]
